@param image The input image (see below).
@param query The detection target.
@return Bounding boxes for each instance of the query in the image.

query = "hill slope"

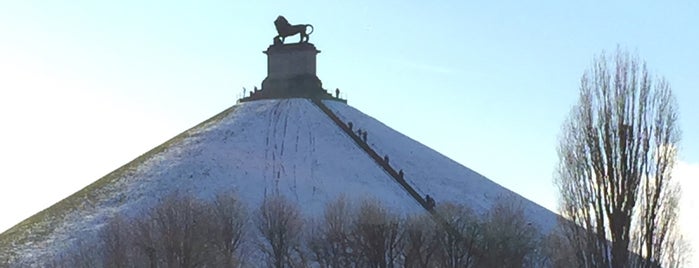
[0,98,558,262]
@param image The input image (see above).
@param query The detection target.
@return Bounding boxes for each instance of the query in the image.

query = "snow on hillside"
[323,100,558,232]
[112,98,424,215]
[2,98,558,263]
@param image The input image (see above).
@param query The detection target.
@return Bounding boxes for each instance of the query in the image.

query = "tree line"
[35,192,555,268]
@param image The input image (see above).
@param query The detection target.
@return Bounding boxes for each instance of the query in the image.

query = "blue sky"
[1,0,697,260]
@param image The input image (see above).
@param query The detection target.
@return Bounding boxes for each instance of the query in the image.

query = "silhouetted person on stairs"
[425,194,435,210]
[335,88,340,98]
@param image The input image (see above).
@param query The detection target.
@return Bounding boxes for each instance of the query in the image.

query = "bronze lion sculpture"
[274,16,314,44]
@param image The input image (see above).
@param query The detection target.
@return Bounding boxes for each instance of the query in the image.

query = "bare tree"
[350,199,403,268]
[631,180,689,268]
[100,192,249,267]
[477,197,540,268]
[555,48,685,267]
[149,193,212,267]
[538,227,579,268]
[208,192,248,266]
[102,214,136,267]
[402,213,440,268]
[307,196,355,267]
[257,195,305,268]
[42,215,139,268]
[7,192,249,267]
[44,240,101,268]
[433,202,480,268]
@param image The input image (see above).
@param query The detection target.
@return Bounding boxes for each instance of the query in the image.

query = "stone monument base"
[240,42,344,103]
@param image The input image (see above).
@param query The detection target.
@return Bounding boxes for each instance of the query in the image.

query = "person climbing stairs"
[311,98,483,259]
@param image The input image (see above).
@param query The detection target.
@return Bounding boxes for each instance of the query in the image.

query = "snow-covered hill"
[0,98,558,262]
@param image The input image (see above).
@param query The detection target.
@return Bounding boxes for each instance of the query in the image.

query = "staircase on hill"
[312,98,429,209]
[311,98,483,258]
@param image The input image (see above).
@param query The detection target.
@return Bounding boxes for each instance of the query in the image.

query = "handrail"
[311,99,429,208]
[310,98,485,260]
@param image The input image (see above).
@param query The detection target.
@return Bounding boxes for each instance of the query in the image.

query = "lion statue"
[273,16,314,44]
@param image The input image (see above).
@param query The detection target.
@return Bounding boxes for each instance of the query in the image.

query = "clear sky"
[1,0,697,262]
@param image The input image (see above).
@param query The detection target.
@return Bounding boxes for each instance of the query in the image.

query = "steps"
[311,98,483,258]
[311,99,430,210]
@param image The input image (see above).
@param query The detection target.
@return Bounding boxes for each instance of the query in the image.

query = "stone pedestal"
[260,43,323,97]
[265,43,319,80]
[240,42,345,103]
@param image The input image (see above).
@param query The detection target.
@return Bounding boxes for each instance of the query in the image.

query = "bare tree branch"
[555,48,687,268]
